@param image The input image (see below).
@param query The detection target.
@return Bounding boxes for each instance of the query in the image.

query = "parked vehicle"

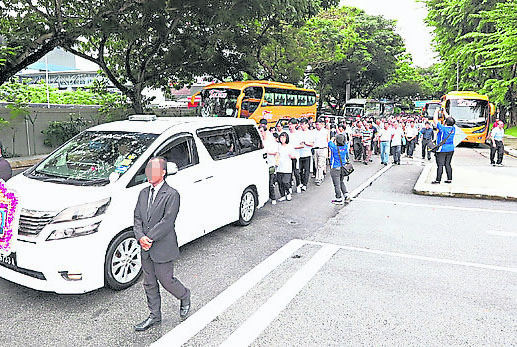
[1,116,269,293]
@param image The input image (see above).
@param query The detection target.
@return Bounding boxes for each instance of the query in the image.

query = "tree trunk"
[509,64,517,126]
[129,87,144,114]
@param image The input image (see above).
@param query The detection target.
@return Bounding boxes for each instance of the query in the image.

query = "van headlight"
[51,198,111,224]
[47,222,101,241]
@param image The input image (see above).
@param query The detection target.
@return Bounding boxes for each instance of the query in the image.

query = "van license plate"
[0,252,17,268]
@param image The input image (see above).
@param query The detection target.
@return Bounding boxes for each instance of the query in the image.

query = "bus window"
[263,91,274,106]
[308,94,316,106]
[297,94,307,106]
[286,92,296,106]
[275,91,286,106]
[241,87,264,118]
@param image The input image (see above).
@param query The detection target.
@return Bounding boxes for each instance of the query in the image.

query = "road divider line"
[304,240,517,273]
[220,245,340,347]
[487,230,517,238]
[354,197,517,215]
[152,239,305,347]
[349,163,392,199]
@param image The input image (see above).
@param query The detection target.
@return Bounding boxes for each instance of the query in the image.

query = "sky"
[340,0,437,68]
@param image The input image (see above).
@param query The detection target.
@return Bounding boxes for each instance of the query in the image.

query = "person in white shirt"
[298,118,314,191]
[276,132,297,201]
[259,125,279,204]
[390,122,404,165]
[405,120,419,158]
[377,122,392,165]
[488,120,505,166]
[313,118,329,186]
[288,119,303,192]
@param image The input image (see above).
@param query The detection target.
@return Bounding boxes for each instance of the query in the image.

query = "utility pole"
[456,62,460,90]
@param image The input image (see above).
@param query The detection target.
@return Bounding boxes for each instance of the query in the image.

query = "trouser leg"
[496,140,504,164]
[330,168,342,199]
[291,158,301,186]
[380,142,388,163]
[141,255,162,320]
[444,151,454,180]
[393,146,401,163]
[339,171,348,196]
[353,141,362,160]
[278,173,290,196]
[490,143,496,164]
[315,149,327,182]
[435,152,445,181]
[299,157,310,186]
[268,169,276,200]
[408,139,415,156]
[154,261,189,302]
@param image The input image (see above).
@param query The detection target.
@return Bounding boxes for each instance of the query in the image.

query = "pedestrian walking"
[0,141,12,182]
[419,121,434,160]
[488,120,505,166]
[390,122,404,165]
[405,120,418,158]
[361,123,373,165]
[432,109,456,184]
[288,119,303,192]
[259,125,279,204]
[352,121,363,161]
[134,157,191,332]
[276,132,297,201]
[328,134,350,205]
[298,118,314,192]
[313,118,329,186]
[378,122,391,165]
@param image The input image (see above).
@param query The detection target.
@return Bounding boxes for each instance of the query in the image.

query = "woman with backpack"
[328,134,351,205]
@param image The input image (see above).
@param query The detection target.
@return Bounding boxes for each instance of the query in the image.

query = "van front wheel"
[237,188,256,226]
[105,230,142,290]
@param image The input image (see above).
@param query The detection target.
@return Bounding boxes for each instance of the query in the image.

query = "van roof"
[88,116,256,134]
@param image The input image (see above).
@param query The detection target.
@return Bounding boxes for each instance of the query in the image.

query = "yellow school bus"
[440,91,495,144]
[192,81,317,126]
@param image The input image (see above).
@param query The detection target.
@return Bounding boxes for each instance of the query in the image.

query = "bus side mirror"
[489,103,495,116]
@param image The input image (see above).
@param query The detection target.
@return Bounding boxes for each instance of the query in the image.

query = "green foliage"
[42,115,89,148]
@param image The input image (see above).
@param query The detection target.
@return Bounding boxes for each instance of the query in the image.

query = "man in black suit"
[134,156,191,331]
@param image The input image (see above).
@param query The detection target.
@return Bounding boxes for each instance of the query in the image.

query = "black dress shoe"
[431,180,440,184]
[180,293,191,319]
[444,180,452,183]
[134,315,161,331]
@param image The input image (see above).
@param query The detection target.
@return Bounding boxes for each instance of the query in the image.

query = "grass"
[506,126,517,137]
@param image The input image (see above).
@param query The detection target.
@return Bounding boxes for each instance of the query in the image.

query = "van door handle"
[205,176,213,180]
[193,179,203,183]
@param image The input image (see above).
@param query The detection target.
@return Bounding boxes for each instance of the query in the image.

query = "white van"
[1,116,269,293]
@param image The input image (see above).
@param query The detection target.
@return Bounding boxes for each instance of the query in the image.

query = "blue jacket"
[436,123,455,152]
[328,141,349,168]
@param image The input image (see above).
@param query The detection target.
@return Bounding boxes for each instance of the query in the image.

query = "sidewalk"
[503,134,517,157]
[6,155,47,169]
[413,147,517,201]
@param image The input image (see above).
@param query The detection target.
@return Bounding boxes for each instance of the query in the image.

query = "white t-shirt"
[405,126,419,138]
[390,128,404,146]
[313,128,329,148]
[378,128,392,142]
[276,144,296,173]
[298,130,314,158]
[491,127,504,141]
[264,136,278,167]
[289,130,303,153]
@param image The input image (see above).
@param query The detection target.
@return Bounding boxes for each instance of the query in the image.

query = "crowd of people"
[258,114,438,205]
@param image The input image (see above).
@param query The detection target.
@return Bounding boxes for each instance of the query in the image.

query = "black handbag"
[337,146,354,180]
[430,127,454,153]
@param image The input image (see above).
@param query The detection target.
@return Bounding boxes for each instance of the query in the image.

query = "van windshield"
[28,131,158,185]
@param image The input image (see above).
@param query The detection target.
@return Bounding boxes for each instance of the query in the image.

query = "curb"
[413,164,517,201]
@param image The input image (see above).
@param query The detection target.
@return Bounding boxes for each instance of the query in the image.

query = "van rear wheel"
[105,230,142,290]
[237,188,256,226]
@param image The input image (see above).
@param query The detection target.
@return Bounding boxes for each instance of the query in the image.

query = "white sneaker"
[289,188,293,194]
[286,194,292,201]
[301,185,307,191]
[296,185,302,193]
[278,196,286,202]
[271,200,277,205]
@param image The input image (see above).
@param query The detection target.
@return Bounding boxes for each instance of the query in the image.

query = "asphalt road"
[2,146,516,346]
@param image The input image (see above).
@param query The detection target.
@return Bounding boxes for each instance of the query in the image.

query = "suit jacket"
[134,181,181,263]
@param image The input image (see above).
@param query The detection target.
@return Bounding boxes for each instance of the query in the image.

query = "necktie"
[147,187,155,215]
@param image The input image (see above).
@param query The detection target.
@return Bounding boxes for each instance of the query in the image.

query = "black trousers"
[277,172,291,197]
[421,139,432,159]
[330,168,348,199]
[435,151,454,181]
[490,140,504,164]
[299,156,311,186]
[406,138,416,157]
[353,139,363,160]
[291,158,301,187]
[269,168,277,200]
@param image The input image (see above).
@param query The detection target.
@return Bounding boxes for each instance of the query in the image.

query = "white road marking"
[304,240,517,273]
[349,163,392,198]
[151,239,305,347]
[220,245,339,347]
[153,238,517,347]
[486,230,517,238]
[354,197,517,215]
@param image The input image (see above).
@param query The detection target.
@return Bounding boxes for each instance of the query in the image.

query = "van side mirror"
[166,162,178,175]
[489,103,495,116]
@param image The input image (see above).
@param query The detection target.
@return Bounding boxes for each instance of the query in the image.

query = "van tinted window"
[234,125,262,154]
[198,129,237,161]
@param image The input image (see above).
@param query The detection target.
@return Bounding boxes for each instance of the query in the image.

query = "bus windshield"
[345,107,363,117]
[447,99,488,122]
[425,103,440,119]
[200,88,241,118]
